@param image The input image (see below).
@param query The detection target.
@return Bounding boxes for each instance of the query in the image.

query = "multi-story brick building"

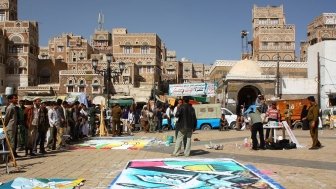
[161,50,183,92]
[0,0,39,95]
[252,5,296,62]
[300,13,336,62]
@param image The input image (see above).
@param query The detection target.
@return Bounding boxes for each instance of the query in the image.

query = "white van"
[221,108,238,129]
[322,107,336,128]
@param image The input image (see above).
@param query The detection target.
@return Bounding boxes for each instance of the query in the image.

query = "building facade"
[252,5,296,62]
[300,13,336,62]
[0,0,39,95]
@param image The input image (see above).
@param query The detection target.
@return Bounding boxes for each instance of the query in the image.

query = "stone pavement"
[1,129,336,189]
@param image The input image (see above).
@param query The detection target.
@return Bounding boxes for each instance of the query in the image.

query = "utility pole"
[277,53,280,98]
[317,52,321,108]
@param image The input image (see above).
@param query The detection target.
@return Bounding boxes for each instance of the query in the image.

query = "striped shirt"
[266,108,279,120]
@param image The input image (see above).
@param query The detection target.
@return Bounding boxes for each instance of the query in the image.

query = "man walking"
[306,96,322,150]
[172,96,197,157]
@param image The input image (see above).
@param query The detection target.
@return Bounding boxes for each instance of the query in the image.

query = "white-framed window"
[141,45,149,54]
[274,42,279,50]
[259,18,267,25]
[57,46,64,52]
[124,46,132,54]
[8,45,23,53]
[262,42,268,48]
[0,11,5,21]
[270,18,279,25]
[147,66,153,73]
[139,66,144,73]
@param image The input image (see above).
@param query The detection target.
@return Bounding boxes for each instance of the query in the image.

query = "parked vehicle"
[162,104,237,130]
[275,99,310,129]
[322,107,336,128]
[221,107,238,129]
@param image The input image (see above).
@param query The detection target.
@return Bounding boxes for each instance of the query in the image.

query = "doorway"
[237,85,260,115]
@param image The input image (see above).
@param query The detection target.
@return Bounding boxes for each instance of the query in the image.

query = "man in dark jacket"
[172,96,197,157]
[111,103,122,136]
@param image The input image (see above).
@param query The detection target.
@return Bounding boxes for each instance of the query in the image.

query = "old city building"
[300,13,336,62]
[209,5,310,113]
[161,50,183,92]
[0,0,39,95]
[252,5,296,61]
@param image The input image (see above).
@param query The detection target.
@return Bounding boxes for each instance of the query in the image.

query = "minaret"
[98,11,104,31]
[0,0,18,21]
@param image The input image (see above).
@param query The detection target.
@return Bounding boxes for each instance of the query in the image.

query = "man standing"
[111,103,122,136]
[17,100,26,151]
[4,94,19,157]
[248,107,265,150]
[165,105,173,129]
[47,102,59,150]
[172,96,197,157]
[25,97,41,156]
[284,104,293,129]
[306,96,322,150]
[36,102,49,154]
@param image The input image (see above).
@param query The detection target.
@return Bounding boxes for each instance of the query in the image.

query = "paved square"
[1,129,335,188]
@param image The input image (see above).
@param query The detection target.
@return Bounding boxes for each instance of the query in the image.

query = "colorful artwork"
[1,177,85,189]
[109,158,282,189]
[72,137,160,150]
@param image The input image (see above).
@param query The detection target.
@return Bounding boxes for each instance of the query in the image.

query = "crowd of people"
[1,94,192,158]
[1,93,323,162]
[2,94,104,157]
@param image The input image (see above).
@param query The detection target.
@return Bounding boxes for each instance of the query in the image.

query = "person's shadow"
[190,149,210,156]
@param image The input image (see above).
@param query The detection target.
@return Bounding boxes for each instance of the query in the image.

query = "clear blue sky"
[19,0,336,64]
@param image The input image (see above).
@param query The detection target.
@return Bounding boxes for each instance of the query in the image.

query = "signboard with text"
[169,83,216,97]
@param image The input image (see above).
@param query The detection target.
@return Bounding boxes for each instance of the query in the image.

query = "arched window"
[283,54,293,61]
[260,55,270,61]
[78,79,86,92]
[11,36,22,43]
[92,79,100,93]
[272,55,279,61]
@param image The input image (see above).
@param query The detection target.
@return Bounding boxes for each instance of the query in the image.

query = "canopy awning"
[193,96,208,103]
[22,96,58,102]
[109,98,134,107]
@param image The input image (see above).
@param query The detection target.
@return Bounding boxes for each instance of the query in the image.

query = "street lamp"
[92,53,125,107]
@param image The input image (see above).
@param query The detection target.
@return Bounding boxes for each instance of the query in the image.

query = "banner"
[169,83,216,97]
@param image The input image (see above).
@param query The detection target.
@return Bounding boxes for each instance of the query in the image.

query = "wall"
[307,41,336,110]
[281,78,317,98]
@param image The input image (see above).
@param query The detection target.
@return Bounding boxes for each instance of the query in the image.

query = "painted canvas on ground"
[72,137,161,150]
[109,158,281,189]
[0,177,85,189]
